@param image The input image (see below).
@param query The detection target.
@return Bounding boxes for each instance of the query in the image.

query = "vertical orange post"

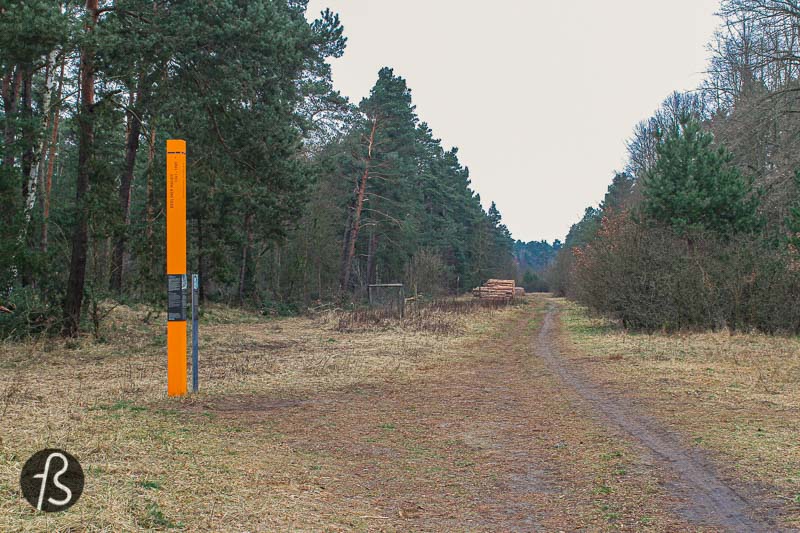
[166,140,187,397]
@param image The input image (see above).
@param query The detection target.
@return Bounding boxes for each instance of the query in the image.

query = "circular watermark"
[20,449,84,512]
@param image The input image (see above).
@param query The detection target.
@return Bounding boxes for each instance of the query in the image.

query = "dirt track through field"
[535,301,777,532]
[181,299,787,531]
[3,298,793,531]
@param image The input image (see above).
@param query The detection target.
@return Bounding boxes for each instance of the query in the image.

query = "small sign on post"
[192,273,199,393]
[166,140,187,397]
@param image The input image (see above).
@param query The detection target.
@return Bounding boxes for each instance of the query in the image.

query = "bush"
[564,211,800,333]
[520,270,549,292]
[261,300,299,317]
[404,249,452,297]
[545,250,573,297]
[0,287,62,340]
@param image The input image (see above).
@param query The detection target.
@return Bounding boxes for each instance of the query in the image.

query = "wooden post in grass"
[166,140,187,397]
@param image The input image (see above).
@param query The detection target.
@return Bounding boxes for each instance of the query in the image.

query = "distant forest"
[0,1,520,337]
[549,0,800,333]
[513,240,560,292]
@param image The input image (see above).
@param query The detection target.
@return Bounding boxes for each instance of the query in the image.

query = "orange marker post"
[166,140,187,397]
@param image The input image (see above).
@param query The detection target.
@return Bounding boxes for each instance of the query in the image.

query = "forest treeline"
[0,1,519,337]
[513,239,559,292]
[549,0,800,333]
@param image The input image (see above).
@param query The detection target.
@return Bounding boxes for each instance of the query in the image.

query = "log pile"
[472,279,516,301]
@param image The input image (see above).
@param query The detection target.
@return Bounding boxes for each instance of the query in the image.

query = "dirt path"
[181,299,785,531]
[535,301,778,532]
[5,298,791,531]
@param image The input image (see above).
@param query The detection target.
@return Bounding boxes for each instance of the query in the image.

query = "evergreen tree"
[600,171,635,213]
[514,240,558,272]
[483,201,515,279]
[642,119,761,236]
[0,4,518,335]
[564,206,602,249]
[0,0,71,291]
[339,67,419,291]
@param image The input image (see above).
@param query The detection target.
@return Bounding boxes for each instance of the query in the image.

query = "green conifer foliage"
[642,119,761,236]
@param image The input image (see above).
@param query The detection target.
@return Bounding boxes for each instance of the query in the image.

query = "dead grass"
[4,294,776,531]
[329,297,515,335]
[0,298,519,531]
[555,296,800,527]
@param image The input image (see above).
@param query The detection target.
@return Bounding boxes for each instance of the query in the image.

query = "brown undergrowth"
[330,298,514,334]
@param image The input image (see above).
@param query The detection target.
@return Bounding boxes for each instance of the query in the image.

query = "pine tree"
[564,207,602,249]
[642,119,760,236]
[339,67,418,291]
[600,171,635,213]
[0,0,70,291]
[0,2,519,335]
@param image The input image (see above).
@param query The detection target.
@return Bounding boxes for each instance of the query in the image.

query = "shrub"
[567,211,800,333]
[0,286,62,340]
[261,300,299,317]
[404,249,452,297]
[521,270,549,292]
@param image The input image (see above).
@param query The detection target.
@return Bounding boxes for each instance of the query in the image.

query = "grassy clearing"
[4,294,769,531]
[555,296,800,527]
[0,298,520,531]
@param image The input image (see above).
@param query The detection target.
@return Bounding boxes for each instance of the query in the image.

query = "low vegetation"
[331,298,514,334]
[0,299,521,530]
[2,292,797,529]
[566,217,800,332]
[558,297,800,528]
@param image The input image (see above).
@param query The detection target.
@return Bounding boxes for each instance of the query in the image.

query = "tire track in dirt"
[535,301,778,532]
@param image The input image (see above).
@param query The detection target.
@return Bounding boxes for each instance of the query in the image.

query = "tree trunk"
[339,117,377,292]
[42,56,66,252]
[20,65,33,203]
[63,1,99,337]
[110,84,143,294]
[145,125,156,240]
[366,228,378,285]
[16,53,56,286]
[2,67,21,169]
[339,207,355,289]
[23,51,58,230]
[238,212,254,305]
[143,123,157,285]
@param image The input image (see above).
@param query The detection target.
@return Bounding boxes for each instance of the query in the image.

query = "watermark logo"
[20,449,84,512]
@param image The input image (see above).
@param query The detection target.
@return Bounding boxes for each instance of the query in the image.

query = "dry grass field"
[557,297,800,529]
[0,295,797,531]
[0,300,530,531]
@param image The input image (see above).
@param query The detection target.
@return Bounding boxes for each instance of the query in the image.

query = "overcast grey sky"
[305,0,721,243]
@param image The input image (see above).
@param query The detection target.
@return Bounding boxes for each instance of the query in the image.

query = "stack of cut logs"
[472,279,516,301]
